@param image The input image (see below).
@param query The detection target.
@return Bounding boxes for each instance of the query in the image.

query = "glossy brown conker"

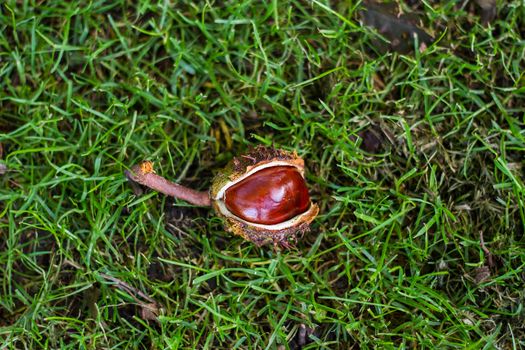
[224,166,311,225]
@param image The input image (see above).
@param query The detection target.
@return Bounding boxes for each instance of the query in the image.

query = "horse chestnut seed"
[210,146,319,247]
[125,146,319,247]
[224,166,310,225]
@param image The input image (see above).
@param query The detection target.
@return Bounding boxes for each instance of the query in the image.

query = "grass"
[0,0,524,348]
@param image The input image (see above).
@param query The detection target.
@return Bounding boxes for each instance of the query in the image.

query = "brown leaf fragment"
[475,0,496,25]
[140,302,160,321]
[473,265,491,285]
[472,230,497,285]
[297,324,315,346]
[360,2,433,54]
[358,128,384,154]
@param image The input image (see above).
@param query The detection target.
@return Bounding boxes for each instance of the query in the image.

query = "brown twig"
[99,273,156,303]
[125,161,211,207]
[479,230,494,268]
[99,272,163,322]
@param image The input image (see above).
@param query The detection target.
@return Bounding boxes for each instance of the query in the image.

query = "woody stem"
[125,162,211,207]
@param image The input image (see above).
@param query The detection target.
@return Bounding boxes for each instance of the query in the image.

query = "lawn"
[1,0,524,349]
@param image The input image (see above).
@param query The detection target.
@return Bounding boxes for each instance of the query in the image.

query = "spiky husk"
[218,209,319,247]
[210,146,319,247]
